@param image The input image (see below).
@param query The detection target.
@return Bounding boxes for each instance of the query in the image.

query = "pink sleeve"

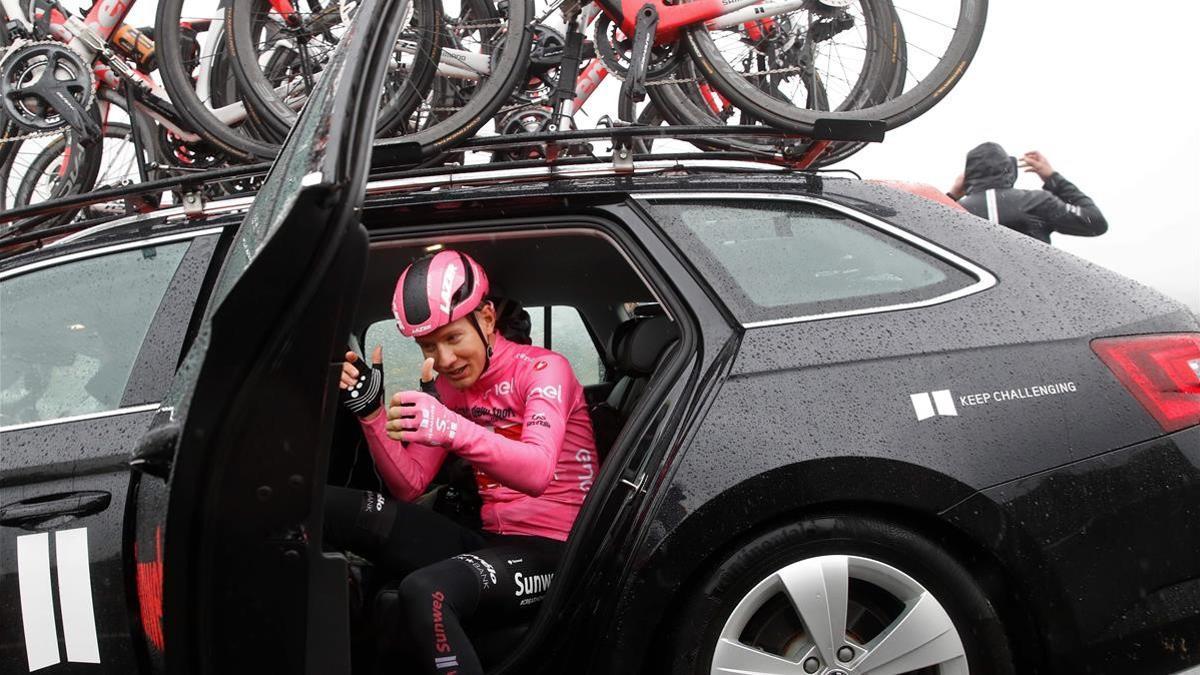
[449,355,576,497]
[359,411,448,501]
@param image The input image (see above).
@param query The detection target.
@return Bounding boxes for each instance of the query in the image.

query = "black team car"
[2,2,1200,673]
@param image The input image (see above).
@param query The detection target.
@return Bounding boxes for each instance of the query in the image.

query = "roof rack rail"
[0,162,272,229]
[0,121,883,241]
[373,121,885,166]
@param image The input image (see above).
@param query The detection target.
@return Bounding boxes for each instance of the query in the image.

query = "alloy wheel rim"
[712,555,968,674]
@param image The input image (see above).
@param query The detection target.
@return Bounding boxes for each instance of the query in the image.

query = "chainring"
[494,104,590,160]
[0,40,96,134]
[593,13,683,80]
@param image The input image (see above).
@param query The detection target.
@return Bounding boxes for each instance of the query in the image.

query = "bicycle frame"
[593,0,804,42]
[420,0,804,87]
[1,0,260,142]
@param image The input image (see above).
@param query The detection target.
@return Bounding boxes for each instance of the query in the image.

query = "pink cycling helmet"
[392,249,490,338]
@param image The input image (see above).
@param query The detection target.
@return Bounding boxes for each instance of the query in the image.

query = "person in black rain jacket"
[947,142,1107,243]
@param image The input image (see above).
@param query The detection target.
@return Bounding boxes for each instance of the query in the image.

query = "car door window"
[642,197,978,323]
[0,242,189,426]
[365,305,602,403]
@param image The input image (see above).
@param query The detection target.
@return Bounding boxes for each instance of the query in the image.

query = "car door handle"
[0,491,112,528]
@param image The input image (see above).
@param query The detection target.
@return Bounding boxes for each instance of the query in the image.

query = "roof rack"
[0,121,883,243]
[373,121,884,167]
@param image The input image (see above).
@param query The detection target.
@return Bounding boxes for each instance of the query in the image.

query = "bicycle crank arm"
[617,3,659,121]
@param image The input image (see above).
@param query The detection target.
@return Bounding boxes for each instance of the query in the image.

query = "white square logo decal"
[910,390,958,420]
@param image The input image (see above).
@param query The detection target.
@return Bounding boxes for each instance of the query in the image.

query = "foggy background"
[850,1,1200,314]
[124,1,1199,314]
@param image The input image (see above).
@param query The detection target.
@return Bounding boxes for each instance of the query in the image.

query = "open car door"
[124,0,409,672]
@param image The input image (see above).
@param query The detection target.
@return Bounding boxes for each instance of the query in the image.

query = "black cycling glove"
[419,376,441,402]
[341,357,384,418]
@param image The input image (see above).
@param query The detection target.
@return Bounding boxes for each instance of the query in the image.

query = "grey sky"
[850,1,1200,314]
[126,1,1198,314]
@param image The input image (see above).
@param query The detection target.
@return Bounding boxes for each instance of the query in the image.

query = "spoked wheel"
[226,0,443,141]
[645,62,863,167]
[687,0,986,132]
[0,105,102,235]
[652,0,905,166]
[670,516,1015,675]
[155,0,284,161]
[371,0,532,165]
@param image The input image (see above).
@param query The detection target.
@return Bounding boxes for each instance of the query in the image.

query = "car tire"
[668,514,1015,675]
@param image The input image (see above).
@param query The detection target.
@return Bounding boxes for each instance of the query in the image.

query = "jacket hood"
[964,142,1017,193]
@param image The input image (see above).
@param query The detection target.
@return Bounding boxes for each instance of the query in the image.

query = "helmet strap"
[467,311,492,373]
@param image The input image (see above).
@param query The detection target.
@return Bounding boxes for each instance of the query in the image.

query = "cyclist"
[325,249,599,675]
[947,142,1108,244]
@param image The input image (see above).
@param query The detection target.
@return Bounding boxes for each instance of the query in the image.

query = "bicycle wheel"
[226,0,443,141]
[686,0,985,132]
[372,0,533,163]
[156,0,282,161]
[648,0,902,165]
[12,121,158,219]
[0,107,102,234]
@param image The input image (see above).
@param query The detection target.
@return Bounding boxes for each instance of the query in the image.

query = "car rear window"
[642,197,976,323]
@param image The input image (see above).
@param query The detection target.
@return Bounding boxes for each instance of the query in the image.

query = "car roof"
[1,157,840,269]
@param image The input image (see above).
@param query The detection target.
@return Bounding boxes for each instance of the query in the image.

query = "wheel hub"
[714,555,969,675]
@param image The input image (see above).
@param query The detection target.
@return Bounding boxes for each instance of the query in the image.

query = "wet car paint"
[0,412,154,673]
[946,425,1200,673]
[1,169,1197,673]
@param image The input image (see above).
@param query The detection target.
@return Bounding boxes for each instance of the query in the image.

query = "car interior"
[323,226,682,671]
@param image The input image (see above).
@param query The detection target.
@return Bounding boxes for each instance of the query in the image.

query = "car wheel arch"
[623,457,1047,672]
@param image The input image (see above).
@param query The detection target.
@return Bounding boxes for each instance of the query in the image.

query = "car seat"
[589,314,679,460]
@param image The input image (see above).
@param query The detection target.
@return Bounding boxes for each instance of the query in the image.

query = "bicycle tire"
[650,0,903,164]
[155,0,282,161]
[0,116,18,178]
[13,122,140,211]
[226,0,443,141]
[372,0,533,165]
[686,0,985,132]
[646,63,861,166]
[0,105,102,233]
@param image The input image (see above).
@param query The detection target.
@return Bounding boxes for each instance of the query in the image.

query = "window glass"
[365,320,427,404]
[364,305,601,402]
[1,242,189,426]
[528,306,603,386]
[644,199,975,322]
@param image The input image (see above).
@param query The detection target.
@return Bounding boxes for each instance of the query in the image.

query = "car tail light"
[1092,333,1200,433]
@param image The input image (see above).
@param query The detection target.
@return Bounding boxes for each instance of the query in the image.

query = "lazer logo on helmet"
[439,262,459,315]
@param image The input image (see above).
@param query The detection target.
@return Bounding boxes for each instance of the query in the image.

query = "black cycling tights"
[324,486,563,675]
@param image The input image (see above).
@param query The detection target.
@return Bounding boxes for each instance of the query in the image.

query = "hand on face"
[948,173,966,200]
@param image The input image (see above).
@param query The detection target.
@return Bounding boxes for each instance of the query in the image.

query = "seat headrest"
[613,315,679,375]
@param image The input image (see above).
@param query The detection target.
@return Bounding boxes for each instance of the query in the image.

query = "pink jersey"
[360,334,599,541]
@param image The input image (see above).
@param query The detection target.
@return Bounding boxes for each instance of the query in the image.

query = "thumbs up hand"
[418,357,440,400]
[339,346,384,419]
